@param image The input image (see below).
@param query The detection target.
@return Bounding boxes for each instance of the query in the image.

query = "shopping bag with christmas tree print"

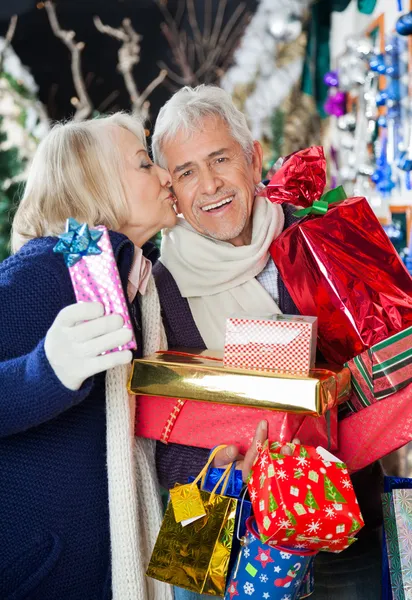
[247,441,364,552]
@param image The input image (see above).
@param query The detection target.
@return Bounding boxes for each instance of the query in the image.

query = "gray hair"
[152,85,254,168]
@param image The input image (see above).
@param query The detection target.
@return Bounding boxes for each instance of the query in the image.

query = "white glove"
[45,302,133,391]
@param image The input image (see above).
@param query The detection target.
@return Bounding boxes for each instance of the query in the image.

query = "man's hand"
[212,420,300,482]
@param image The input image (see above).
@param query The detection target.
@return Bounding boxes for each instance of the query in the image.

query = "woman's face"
[115,126,177,246]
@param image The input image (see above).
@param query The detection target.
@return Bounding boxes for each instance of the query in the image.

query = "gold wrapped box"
[128,349,351,416]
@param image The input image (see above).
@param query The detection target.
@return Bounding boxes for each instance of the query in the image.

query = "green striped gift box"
[341,326,412,415]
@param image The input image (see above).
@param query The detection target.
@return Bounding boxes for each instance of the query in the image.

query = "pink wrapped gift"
[54,218,136,352]
[134,395,338,453]
[338,383,412,473]
[224,315,317,373]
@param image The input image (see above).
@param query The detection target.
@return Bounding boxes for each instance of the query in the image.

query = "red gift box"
[247,441,364,552]
[338,383,412,473]
[265,147,412,365]
[135,396,338,454]
[224,315,317,373]
[343,325,412,412]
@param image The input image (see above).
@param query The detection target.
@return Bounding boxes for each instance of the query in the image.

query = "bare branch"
[209,0,227,50]
[0,15,18,73]
[138,69,167,106]
[158,0,248,87]
[93,16,128,42]
[203,0,212,45]
[219,12,251,73]
[175,0,186,29]
[186,0,205,63]
[45,1,92,121]
[97,90,120,113]
[158,60,192,87]
[94,16,165,120]
[160,22,195,85]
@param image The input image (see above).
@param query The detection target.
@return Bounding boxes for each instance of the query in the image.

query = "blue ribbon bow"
[54,218,103,267]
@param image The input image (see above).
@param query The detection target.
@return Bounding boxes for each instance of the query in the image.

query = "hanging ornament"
[267,14,302,42]
[396,12,412,36]
[324,71,339,88]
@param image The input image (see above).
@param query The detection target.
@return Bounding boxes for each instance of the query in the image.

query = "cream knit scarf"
[161,196,285,349]
[105,276,173,600]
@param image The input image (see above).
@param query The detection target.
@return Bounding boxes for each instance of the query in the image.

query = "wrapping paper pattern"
[338,383,412,473]
[248,442,363,552]
[344,326,412,412]
[382,493,404,600]
[266,149,412,366]
[224,315,317,373]
[135,396,338,454]
[67,225,136,352]
[393,489,412,599]
[129,351,351,416]
[147,488,237,596]
[188,463,252,585]
[383,478,412,600]
[225,518,316,600]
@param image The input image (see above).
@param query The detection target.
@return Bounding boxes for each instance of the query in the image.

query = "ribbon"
[155,350,222,363]
[293,185,347,218]
[54,218,103,267]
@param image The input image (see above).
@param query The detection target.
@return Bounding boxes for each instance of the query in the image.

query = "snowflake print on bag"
[243,547,250,558]
[259,573,268,583]
[306,519,321,535]
[249,488,257,502]
[276,468,288,481]
[280,551,292,560]
[243,581,255,595]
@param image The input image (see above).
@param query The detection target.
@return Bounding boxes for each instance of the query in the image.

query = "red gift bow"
[262,146,327,208]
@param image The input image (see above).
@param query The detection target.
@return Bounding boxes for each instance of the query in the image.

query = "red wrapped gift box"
[247,441,364,552]
[135,396,338,454]
[265,147,412,365]
[343,325,412,412]
[338,382,412,473]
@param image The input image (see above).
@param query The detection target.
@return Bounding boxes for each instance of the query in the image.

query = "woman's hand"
[212,420,300,482]
[45,302,133,391]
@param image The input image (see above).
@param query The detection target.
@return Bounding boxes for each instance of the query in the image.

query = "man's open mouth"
[201,196,234,212]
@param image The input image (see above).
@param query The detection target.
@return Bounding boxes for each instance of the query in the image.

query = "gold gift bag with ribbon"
[147,446,238,596]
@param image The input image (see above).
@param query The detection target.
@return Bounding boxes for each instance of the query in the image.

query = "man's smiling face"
[161,115,263,246]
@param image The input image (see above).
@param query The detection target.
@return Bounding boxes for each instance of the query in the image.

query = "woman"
[0,113,176,600]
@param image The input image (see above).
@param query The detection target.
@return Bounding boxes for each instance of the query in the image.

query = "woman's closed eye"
[141,161,153,170]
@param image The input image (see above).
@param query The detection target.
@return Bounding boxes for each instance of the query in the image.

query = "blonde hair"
[11,112,147,253]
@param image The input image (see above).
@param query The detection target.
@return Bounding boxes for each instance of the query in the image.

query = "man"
[152,85,383,599]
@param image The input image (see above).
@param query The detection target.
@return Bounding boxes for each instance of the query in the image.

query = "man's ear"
[251,140,264,185]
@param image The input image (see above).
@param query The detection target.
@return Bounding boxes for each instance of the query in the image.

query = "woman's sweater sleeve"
[0,259,93,438]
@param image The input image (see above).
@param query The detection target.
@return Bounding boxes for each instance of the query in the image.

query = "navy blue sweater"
[0,233,157,600]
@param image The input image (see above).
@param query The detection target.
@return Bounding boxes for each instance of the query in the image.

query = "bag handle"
[200,452,238,496]
[191,445,235,502]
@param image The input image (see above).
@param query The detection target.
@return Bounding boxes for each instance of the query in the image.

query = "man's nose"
[199,167,223,195]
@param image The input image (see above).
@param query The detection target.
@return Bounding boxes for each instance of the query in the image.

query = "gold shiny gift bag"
[147,446,238,596]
